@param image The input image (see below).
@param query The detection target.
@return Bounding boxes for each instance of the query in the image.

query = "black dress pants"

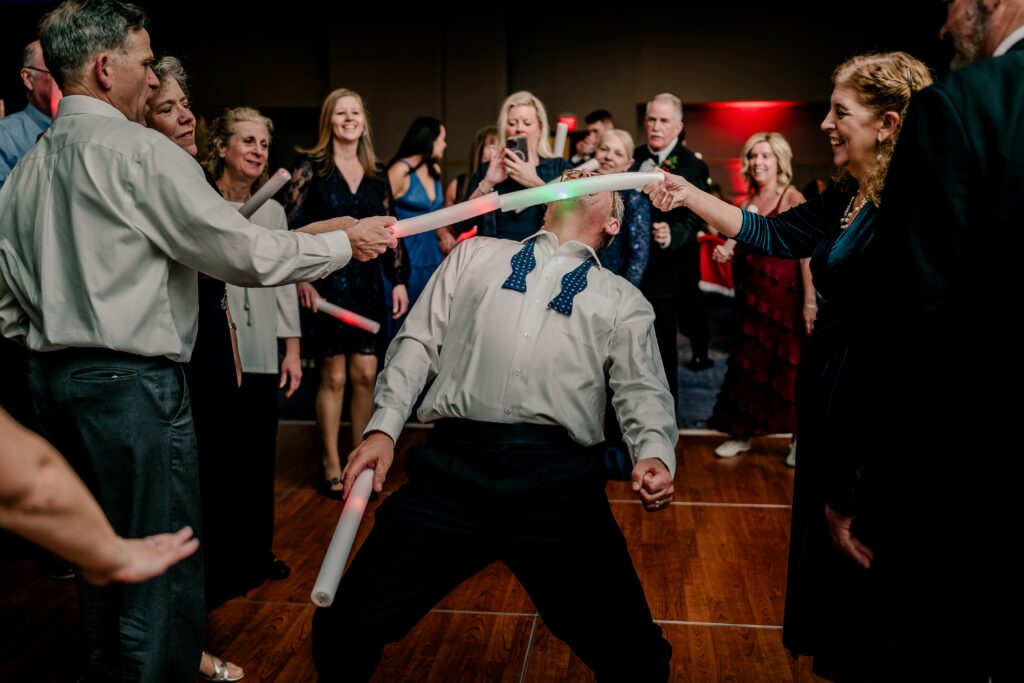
[675,239,710,361]
[649,296,680,409]
[312,419,671,682]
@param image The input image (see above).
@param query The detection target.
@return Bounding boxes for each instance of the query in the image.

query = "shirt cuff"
[634,442,677,476]
[318,230,353,277]
[364,408,407,444]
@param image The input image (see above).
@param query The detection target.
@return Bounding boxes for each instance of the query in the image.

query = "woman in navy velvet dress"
[459,91,571,241]
[284,88,407,499]
[645,52,932,682]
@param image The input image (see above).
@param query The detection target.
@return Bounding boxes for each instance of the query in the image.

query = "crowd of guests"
[1,0,1020,681]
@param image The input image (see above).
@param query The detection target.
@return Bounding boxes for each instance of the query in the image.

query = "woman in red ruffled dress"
[707,132,815,465]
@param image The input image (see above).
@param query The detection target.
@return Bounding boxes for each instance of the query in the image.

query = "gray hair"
[645,92,683,122]
[21,40,41,68]
[39,0,148,90]
[611,190,625,224]
[152,55,189,101]
[599,191,626,250]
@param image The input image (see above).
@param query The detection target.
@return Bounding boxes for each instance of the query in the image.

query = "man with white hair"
[634,93,712,415]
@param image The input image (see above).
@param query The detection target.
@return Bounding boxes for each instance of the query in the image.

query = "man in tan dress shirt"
[0,2,395,681]
[313,185,678,681]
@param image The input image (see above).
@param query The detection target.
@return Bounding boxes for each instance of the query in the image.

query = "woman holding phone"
[459,91,571,241]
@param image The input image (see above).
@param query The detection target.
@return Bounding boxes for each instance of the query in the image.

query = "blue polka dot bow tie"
[501,241,596,316]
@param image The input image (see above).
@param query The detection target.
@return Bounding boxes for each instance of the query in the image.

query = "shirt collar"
[523,229,604,269]
[994,24,1024,57]
[25,102,51,128]
[56,95,128,121]
[651,137,679,165]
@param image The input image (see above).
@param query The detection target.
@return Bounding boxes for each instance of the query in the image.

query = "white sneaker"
[785,439,797,467]
[714,438,751,458]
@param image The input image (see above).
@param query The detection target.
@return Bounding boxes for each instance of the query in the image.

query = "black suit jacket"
[633,139,710,297]
[847,39,1024,665]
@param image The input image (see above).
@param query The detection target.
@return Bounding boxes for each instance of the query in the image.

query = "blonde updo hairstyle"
[831,51,933,204]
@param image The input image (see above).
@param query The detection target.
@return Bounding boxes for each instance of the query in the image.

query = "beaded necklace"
[839,193,869,230]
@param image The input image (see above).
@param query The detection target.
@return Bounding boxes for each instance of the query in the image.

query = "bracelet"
[803,304,818,309]
[478,182,492,194]
[228,322,238,330]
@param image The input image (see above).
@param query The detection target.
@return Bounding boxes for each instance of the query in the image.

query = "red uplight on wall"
[558,116,577,131]
[700,100,802,110]
[686,100,816,199]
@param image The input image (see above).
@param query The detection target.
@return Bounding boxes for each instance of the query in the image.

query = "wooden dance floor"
[0,424,825,682]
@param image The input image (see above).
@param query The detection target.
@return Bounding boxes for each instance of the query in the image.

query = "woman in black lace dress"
[284,88,407,498]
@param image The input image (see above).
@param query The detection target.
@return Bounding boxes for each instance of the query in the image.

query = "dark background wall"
[2,2,951,194]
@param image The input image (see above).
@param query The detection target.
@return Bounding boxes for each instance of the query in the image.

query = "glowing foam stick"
[392,192,502,238]
[512,158,603,214]
[239,168,291,219]
[315,298,381,334]
[456,225,478,242]
[390,172,662,239]
[311,469,374,607]
[498,172,663,212]
[552,121,568,158]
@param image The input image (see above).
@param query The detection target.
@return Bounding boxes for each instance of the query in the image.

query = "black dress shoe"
[685,356,714,371]
[267,556,291,580]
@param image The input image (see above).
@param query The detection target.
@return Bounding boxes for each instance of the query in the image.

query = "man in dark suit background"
[634,93,711,416]
[826,2,1024,679]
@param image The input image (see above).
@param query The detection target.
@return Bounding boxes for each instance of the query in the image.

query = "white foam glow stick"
[498,172,663,212]
[552,122,568,159]
[239,168,291,219]
[311,469,374,607]
[390,172,663,239]
[315,298,381,334]
[392,192,502,238]
[510,157,603,214]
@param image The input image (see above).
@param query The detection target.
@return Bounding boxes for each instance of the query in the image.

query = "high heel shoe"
[317,463,345,500]
[198,651,244,681]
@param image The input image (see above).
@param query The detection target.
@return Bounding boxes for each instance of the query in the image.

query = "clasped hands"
[295,215,397,261]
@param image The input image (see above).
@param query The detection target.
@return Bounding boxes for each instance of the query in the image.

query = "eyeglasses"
[24,66,50,75]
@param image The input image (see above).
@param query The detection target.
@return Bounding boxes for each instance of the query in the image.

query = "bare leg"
[347,353,378,448]
[317,355,347,484]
